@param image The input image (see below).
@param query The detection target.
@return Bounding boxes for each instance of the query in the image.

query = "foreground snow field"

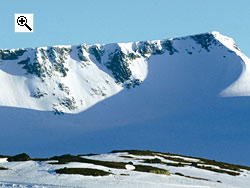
[0,150,249,188]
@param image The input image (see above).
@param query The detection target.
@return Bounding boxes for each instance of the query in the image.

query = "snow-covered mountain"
[1,31,247,114]
[0,150,250,188]
[0,31,250,166]
[0,39,147,114]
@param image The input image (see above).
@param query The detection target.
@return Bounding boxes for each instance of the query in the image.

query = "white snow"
[125,164,135,170]
[0,158,7,163]
[0,152,249,188]
[212,32,250,97]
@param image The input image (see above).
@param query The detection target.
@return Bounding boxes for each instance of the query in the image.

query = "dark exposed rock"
[106,50,132,83]
[89,45,103,63]
[191,33,218,52]
[55,167,112,176]
[7,153,30,162]
[59,97,77,111]
[47,47,70,77]
[0,49,26,60]
[125,79,142,89]
[58,83,70,95]
[18,57,47,78]
[161,40,179,55]
[32,88,47,98]
[77,45,89,62]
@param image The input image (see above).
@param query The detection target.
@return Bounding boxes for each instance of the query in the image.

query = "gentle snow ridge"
[0,150,250,188]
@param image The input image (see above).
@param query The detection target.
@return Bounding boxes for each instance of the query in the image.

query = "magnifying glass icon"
[17,16,32,31]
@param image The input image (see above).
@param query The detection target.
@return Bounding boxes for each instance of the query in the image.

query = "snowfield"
[0,150,250,188]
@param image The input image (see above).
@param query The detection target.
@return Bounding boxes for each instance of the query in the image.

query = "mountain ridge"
[0,31,247,114]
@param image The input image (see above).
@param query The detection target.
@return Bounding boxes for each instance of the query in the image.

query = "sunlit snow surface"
[0,151,250,188]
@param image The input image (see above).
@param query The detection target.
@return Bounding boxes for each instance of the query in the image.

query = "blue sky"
[0,0,250,56]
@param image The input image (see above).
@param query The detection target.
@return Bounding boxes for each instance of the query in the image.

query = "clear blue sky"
[0,0,250,57]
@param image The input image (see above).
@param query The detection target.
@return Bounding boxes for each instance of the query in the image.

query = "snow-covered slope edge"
[214,32,250,97]
[0,31,248,114]
[0,150,250,188]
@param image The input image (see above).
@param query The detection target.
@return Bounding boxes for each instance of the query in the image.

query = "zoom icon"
[15,14,34,33]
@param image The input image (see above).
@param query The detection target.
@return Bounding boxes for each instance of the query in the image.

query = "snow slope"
[0,150,250,188]
[0,32,250,166]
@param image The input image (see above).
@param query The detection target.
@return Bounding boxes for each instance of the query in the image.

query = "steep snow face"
[213,32,250,97]
[0,31,247,114]
[0,43,148,114]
